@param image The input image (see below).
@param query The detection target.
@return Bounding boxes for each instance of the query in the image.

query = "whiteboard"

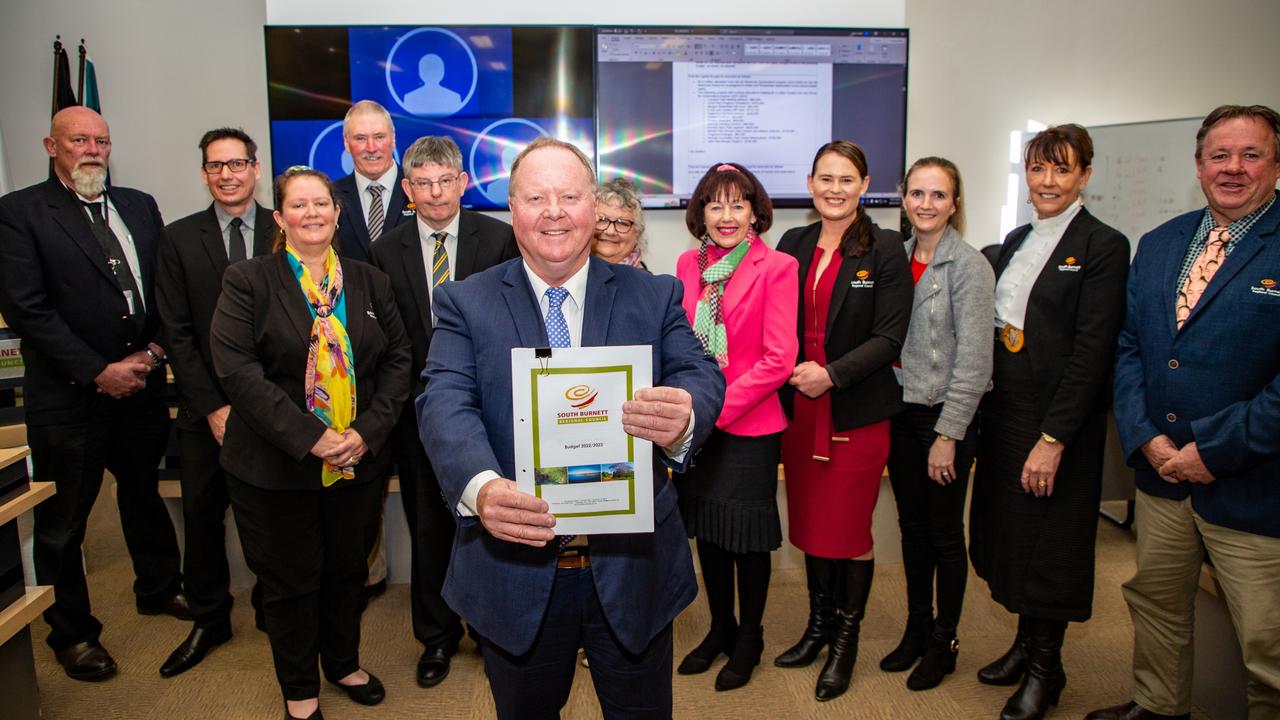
[1084,117,1205,254]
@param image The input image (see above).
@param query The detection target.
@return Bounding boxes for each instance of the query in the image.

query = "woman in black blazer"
[774,141,913,701]
[211,167,410,720]
[970,125,1129,720]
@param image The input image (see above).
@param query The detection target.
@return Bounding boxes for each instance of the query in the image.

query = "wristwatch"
[936,433,956,443]
[144,346,163,368]
[1040,432,1060,445]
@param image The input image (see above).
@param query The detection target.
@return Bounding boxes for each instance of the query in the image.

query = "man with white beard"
[0,106,187,681]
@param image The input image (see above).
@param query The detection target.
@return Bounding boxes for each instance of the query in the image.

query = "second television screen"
[596,27,908,208]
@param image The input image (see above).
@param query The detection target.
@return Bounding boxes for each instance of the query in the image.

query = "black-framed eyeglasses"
[407,175,459,191]
[595,216,635,233]
[203,158,256,174]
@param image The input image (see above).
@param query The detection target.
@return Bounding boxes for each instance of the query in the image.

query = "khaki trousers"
[1124,492,1280,718]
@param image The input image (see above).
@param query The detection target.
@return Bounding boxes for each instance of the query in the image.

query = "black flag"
[51,37,78,117]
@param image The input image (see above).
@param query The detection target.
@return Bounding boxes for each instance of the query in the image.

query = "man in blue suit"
[1091,105,1280,720]
[418,137,724,719]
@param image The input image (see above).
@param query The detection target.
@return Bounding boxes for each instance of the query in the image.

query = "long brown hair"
[271,166,339,253]
[812,141,876,257]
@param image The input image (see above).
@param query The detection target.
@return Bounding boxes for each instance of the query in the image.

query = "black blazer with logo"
[209,253,411,491]
[157,202,276,429]
[777,220,913,431]
[369,208,519,398]
[0,178,166,424]
[333,168,411,264]
[992,208,1130,443]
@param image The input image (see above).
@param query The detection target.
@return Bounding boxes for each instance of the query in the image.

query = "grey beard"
[71,165,107,197]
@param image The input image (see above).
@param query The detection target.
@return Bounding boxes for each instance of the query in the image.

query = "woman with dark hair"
[673,162,798,691]
[773,141,913,701]
[211,167,411,720]
[880,157,994,691]
[970,125,1129,720]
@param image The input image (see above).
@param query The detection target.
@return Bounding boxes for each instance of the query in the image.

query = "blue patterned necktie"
[544,287,576,550]
[544,287,571,348]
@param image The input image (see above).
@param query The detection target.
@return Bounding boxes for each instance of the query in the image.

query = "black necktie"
[83,200,145,324]
[228,217,247,263]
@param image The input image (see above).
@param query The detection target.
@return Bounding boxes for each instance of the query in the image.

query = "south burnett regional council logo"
[565,385,599,409]
[1263,278,1277,288]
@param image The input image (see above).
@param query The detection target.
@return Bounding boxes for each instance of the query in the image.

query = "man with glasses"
[0,106,187,681]
[370,134,517,688]
[155,127,275,677]
[334,100,412,264]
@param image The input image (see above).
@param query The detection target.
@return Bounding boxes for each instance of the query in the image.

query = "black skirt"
[674,429,783,554]
[970,341,1104,622]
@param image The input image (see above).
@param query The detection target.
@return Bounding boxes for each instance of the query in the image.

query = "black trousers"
[391,409,463,651]
[886,403,976,634]
[481,567,673,720]
[176,424,235,626]
[28,402,182,651]
[227,474,382,700]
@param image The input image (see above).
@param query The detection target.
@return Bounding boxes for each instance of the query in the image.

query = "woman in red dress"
[774,141,913,701]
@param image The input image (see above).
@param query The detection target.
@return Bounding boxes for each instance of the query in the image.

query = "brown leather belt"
[556,548,591,569]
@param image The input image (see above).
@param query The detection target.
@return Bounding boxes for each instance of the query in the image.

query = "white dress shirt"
[75,189,145,311]
[995,199,1084,329]
[418,211,461,314]
[353,165,399,227]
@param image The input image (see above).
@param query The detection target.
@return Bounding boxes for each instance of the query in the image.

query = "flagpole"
[51,36,64,117]
[77,39,86,104]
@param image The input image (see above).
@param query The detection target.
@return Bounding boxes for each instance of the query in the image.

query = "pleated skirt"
[674,428,783,554]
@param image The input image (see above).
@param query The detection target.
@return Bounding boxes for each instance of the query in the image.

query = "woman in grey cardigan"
[881,157,994,690]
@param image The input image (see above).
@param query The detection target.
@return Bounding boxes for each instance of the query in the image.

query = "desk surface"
[0,586,54,647]
[0,481,53,527]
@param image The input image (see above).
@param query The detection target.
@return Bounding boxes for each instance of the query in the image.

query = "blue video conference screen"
[265,25,908,210]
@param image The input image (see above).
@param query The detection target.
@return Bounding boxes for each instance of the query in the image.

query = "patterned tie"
[367,183,385,242]
[1176,227,1229,328]
[431,232,450,287]
[545,287,575,550]
[228,217,247,263]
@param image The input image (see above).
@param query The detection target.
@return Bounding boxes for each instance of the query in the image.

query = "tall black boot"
[774,554,834,668]
[678,539,738,675]
[815,559,873,702]
[978,614,1030,685]
[1000,617,1067,720]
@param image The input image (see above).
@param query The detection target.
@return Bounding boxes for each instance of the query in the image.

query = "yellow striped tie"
[431,232,450,287]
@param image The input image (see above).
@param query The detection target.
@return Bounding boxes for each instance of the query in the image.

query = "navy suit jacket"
[417,256,725,656]
[1114,193,1280,537]
[333,167,411,264]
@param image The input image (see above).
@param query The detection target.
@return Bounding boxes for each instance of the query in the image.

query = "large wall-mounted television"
[596,27,908,208]
[264,24,907,210]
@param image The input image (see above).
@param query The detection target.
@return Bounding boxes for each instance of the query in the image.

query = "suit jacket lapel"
[455,210,478,279]
[826,244,861,337]
[1159,213,1199,338]
[253,204,276,257]
[399,226,434,341]
[338,178,371,248]
[44,180,117,285]
[791,225,820,337]
[994,225,1032,280]
[198,205,230,276]
[722,239,764,314]
[341,260,367,355]
[273,252,315,344]
[501,261,546,348]
[1185,210,1277,329]
[384,168,409,227]
[581,258,616,347]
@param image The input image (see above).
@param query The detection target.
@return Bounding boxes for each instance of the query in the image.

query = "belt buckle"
[999,324,1025,353]
[556,549,590,569]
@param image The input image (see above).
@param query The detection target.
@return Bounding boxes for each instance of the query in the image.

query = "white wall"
[2,0,1279,271]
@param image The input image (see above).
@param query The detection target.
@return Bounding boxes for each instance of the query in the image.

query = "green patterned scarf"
[693,234,753,367]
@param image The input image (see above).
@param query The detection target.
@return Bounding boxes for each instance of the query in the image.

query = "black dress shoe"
[54,640,117,681]
[417,647,452,688]
[138,592,194,621]
[330,671,386,706]
[1085,701,1190,720]
[160,622,232,677]
[284,705,323,720]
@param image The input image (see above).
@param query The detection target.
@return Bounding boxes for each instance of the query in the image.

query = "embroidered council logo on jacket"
[1251,278,1280,297]
[1057,256,1081,272]
[849,269,874,288]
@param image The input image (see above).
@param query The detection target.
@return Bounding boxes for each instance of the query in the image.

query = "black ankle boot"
[815,559,873,702]
[1000,617,1067,720]
[677,620,738,675]
[979,614,1030,686]
[775,555,834,668]
[879,612,932,672]
[715,626,764,691]
[906,631,958,691]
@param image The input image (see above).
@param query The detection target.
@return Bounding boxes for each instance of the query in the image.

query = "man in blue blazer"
[1092,105,1280,720]
[418,137,724,718]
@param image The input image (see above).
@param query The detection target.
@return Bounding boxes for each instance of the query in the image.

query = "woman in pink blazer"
[673,162,799,691]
